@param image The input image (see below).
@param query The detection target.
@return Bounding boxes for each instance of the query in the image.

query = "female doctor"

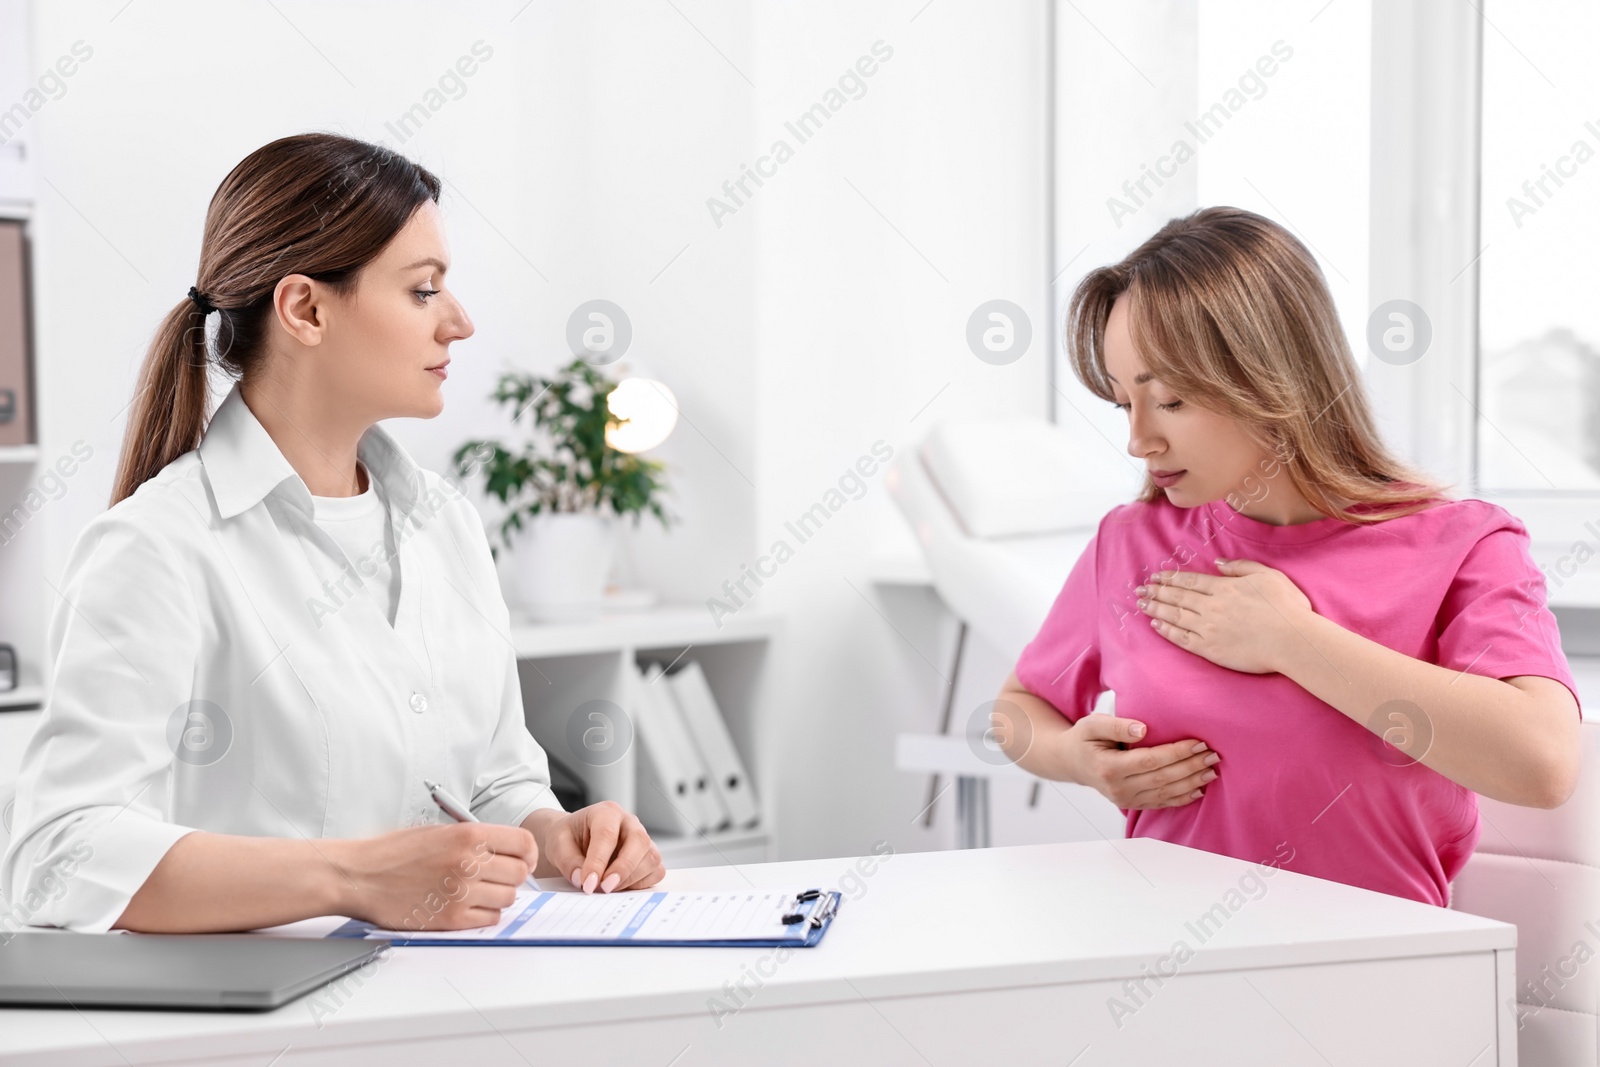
[0,132,665,933]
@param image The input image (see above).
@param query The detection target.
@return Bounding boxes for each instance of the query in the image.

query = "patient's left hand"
[1135,558,1314,675]
[534,801,665,895]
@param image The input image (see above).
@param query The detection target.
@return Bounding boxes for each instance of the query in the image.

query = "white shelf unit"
[509,604,781,869]
[0,0,43,708]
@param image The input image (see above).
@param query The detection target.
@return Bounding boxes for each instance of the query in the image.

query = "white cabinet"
[510,605,779,868]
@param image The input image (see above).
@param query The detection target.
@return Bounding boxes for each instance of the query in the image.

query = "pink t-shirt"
[1015,495,1580,907]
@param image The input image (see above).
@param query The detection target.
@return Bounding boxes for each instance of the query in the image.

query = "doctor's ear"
[272,274,332,346]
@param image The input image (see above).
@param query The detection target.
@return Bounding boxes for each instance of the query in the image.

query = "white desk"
[0,839,1516,1066]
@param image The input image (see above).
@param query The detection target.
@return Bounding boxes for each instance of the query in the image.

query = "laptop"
[0,930,391,1011]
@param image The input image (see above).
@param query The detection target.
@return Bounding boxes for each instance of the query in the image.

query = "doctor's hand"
[334,822,539,932]
[526,801,665,895]
[1137,558,1314,675]
[1062,713,1219,811]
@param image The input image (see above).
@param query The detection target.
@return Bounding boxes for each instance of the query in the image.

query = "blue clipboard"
[325,888,842,948]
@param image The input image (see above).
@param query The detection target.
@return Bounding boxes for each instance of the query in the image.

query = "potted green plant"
[453,357,672,621]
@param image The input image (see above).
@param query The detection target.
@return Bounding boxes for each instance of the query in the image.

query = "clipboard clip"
[804,893,838,929]
[781,889,836,928]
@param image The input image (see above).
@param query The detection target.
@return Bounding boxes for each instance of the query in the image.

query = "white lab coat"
[0,382,565,932]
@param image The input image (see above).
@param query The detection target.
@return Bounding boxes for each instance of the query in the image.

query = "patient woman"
[996,206,1581,907]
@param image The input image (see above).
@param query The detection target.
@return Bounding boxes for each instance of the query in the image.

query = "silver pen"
[423,778,479,823]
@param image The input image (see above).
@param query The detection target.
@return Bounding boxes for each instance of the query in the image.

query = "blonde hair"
[1067,206,1453,524]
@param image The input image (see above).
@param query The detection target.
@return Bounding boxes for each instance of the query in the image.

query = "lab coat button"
[409,692,428,714]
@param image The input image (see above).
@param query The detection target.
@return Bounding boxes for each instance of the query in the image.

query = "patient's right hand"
[1062,714,1219,810]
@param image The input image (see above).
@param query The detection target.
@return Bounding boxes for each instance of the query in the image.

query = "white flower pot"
[510,511,617,622]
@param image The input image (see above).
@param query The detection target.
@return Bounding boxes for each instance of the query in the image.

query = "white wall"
[748,1,1057,858]
[27,0,760,610]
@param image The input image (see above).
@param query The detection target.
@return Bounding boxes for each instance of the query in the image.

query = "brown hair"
[110,132,441,506]
[1066,206,1452,524]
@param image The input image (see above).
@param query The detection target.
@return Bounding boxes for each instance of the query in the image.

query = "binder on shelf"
[0,220,34,448]
[666,661,761,830]
[652,663,726,833]
[632,663,695,836]
[633,663,721,835]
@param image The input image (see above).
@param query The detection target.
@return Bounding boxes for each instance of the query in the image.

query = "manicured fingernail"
[1192,742,1208,753]
[583,871,599,894]
[601,874,621,893]
[569,869,583,889]
[1130,723,1145,737]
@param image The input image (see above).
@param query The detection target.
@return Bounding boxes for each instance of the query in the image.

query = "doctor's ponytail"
[110,133,441,507]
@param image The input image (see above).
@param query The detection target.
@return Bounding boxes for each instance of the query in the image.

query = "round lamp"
[606,377,678,453]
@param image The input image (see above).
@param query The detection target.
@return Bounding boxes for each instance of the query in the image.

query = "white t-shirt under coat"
[310,461,401,627]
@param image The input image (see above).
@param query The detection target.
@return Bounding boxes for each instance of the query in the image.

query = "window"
[1477,0,1600,494]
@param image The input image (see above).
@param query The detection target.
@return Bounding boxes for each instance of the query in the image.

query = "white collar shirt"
[1,382,563,932]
